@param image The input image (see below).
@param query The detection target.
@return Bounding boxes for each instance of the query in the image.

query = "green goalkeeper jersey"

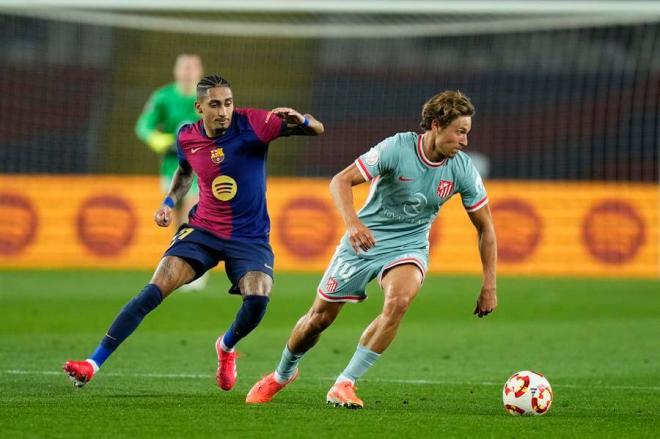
[135,83,200,177]
[350,131,489,257]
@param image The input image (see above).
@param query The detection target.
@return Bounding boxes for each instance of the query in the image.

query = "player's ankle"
[85,359,100,373]
[273,370,292,384]
[335,374,354,385]
[220,338,235,353]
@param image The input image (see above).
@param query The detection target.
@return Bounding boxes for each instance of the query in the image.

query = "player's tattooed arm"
[468,205,498,318]
[168,164,194,203]
[271,107,324,136]
[154,164,193,227]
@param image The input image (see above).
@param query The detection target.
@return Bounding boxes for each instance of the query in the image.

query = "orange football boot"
[326,380,364,409]
[245,370,300,404]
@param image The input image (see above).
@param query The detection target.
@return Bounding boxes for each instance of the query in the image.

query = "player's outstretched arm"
[271,107,324,136]
[329,163,376,253]
[154,165,194,227]
[468,205,498,318]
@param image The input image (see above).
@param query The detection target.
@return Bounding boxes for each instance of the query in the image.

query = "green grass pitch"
[1,270,658,438]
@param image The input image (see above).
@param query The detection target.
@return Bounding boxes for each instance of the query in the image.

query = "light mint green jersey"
[317,131,488,303]
[350,131,488,257]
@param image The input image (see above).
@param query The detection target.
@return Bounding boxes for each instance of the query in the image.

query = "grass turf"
[0,270,658,438]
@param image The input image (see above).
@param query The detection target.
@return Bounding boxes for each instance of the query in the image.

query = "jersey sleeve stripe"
[355,158,373,181]
[465,196,489,212]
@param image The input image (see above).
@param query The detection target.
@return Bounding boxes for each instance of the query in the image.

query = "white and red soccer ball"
[502,371,553,416]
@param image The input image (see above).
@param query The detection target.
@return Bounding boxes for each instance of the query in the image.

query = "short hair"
[196,74,231,99]
[175,52,201,62]
[419,90,475,130]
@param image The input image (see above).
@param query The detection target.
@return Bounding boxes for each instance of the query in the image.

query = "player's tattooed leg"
[150,256,196,298]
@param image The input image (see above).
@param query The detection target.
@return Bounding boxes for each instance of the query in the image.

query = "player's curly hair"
[419,90,475,130]
[196,74,231,98]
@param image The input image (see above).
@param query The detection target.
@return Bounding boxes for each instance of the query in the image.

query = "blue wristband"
[301,117,309,127]
[163,196,175,208]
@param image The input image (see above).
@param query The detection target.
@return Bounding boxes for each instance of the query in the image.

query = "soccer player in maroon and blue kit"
[64,75,324,390]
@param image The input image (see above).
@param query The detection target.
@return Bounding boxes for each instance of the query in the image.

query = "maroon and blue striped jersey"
[176,108,288,243]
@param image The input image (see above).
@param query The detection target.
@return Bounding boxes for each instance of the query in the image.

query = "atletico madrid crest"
[326,277,338,293]
[211,147,224,164]
[436,180,454,199]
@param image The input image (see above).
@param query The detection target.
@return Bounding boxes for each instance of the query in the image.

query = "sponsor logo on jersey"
[211,175,237,201]
[402,193,428,217]
[211,147,225,164]
[437,180,454,199]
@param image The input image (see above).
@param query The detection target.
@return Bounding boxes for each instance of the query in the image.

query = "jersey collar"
[416,133,448,168]
[198,119,232,140]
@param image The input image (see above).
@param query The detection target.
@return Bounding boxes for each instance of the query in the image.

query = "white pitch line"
[3,370,659,391]
[3,369,210,379]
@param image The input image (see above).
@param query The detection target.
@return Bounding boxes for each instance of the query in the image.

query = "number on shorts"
[331,256,356,280]
[170,227,194,245]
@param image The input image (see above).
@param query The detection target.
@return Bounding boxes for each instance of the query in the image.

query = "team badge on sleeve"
[365,148,379,166]
[474,173,484,193]
[211,147,225,164]
[436,180,454,199]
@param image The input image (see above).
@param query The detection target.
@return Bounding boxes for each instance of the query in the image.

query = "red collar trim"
[417,133,447,167]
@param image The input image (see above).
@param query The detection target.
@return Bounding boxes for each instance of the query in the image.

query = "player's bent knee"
[239,271,273,296]
[384,293,417,317]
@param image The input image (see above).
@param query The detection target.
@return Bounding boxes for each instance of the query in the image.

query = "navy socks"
[88,287,268,367]
[221,295,270,350]
[90,284,163,367]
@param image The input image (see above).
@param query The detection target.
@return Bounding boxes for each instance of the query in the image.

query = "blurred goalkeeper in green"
[135,53,207,290]
[136,53,203,227]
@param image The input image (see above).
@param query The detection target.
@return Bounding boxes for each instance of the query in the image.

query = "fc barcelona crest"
[211,147,224,164]
[436,180,454,199]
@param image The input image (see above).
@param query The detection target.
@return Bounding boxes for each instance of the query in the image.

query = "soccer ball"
[502,370,553,416]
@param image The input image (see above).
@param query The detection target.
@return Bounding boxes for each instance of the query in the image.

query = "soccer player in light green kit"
[247,91,498,408]
[136,53,207,291]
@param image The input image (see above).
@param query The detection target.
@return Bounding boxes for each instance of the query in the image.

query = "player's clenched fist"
[474,286,497,318]
[154,205,173,227]
[346,219,376,253]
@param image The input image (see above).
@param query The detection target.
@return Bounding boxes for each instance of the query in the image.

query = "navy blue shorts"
[163,225,274,295]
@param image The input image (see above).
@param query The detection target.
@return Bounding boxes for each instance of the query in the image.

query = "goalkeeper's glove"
[146,131,175,154]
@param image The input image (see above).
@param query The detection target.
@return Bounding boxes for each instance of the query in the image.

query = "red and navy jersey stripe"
[176,108,287,242]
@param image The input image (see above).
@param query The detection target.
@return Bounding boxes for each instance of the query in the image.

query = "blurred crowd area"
[0,15,658,181]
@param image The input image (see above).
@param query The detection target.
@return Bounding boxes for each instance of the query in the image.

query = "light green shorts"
[317,244,428,303]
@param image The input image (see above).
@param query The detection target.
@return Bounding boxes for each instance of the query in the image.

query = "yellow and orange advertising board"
[0,176,658,278]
